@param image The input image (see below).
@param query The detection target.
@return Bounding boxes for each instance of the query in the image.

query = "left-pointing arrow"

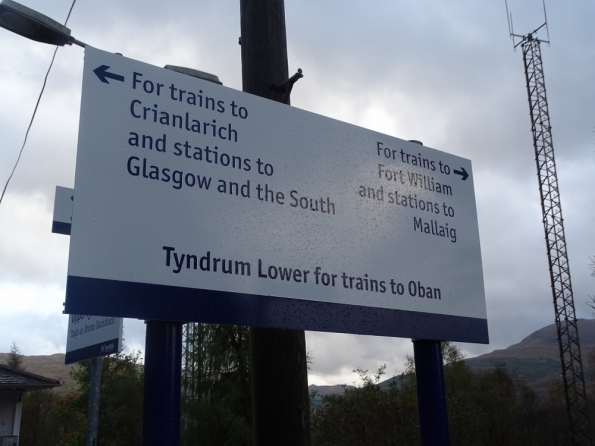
[93,65,125,84]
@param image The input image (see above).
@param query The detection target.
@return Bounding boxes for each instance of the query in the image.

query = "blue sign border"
[64,336,121,364]
[66,276,488,343]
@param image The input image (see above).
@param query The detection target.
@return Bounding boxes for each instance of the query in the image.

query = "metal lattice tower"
[512,26,592,444]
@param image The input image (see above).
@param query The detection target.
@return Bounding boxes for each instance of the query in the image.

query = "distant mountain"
[309,384,354,409]
[5,319,595,399]
[466,318,595,392]
[474,319,595,361]
[309,384,354,396]
[374,319,595,393]
[1,351,355,401]
[0,353,76,394]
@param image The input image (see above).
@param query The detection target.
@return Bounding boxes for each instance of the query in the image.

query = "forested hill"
[465,318,595,392]
[0,352,75,394]
[475,318,595,361]
[3,319,595,395]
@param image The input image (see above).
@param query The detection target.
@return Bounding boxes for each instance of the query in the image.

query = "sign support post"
[240,0,310,444]
[142,321,183,446]
[413,340,450,446]
[86,357,102,446]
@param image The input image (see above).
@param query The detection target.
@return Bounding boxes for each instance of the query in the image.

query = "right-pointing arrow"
[93,65,125,84]
[453,167,469,181]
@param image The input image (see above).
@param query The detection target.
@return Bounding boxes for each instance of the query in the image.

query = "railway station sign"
[53,186,124,364]
[52,185,73,235]
[64,46,488,343]
[65,314,123,364]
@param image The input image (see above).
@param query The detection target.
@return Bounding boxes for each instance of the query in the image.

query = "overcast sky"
[1,0,594,386]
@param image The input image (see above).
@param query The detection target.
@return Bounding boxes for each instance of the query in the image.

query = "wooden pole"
[240,1,310,444]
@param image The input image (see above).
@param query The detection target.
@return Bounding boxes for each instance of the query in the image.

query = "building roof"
[0,364,61,391]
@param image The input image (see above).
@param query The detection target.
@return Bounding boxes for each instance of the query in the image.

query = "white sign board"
[53,186,124,364]
[65,314,123,364]
[65,47,488,343]
[52,186,74,235]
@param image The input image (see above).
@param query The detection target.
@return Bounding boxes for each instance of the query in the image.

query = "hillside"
[475,318,595,361]
[0,350,353,400]
[465,318,595,392]
[4,319,595,397]
[309,384,354,408]
[374,319,595,393]
[0,352,76,394]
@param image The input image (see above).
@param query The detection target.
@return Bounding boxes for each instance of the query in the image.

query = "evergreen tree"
[6,340,25,370]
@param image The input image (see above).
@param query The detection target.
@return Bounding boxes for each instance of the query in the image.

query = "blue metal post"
[142,320,183,446]
[413,340,450,446]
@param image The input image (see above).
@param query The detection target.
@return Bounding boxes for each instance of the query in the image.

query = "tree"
[310,342,548,446]
[516,379,540,445]
[6,340,25,370]
[60,351,144,446]
[469,363,521,445]
[19,390,63,446]
[181,323,252,446]
[311,365,419,445]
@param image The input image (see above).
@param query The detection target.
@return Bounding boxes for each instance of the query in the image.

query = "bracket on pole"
[272,68,303,103]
